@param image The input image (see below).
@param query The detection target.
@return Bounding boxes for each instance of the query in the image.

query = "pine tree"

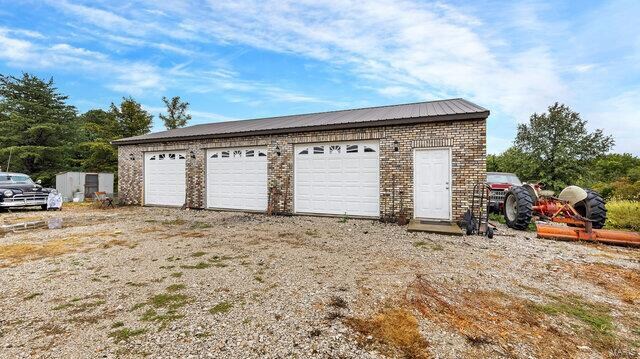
[0,73,77,184]
[110,96,153,138]
[159,96,191,130]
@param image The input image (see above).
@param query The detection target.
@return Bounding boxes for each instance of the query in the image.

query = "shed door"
[84,174,99,198]
[414,148,451,220]
[144,151,186,206]
[206,147,268,211]
[294,141,379,217]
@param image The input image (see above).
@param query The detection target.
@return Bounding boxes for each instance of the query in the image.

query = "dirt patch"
[404,275,630,358]
[561,261,640,304]
[0,238,84,266]
[346,307,430,359]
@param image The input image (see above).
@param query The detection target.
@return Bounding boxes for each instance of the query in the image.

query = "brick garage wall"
[117,119,486,220]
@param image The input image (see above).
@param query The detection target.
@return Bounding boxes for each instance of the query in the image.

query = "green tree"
[487,147,538,182]
[0,73,77,185]
[159,96,191,130]
[513,102,613,190]
[110,96,153,138]
[72,109,120,173]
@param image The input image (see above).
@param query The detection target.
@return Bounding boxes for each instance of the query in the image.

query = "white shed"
[55,172,114,201]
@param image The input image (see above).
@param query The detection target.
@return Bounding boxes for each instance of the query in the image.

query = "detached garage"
[114,98,488,222]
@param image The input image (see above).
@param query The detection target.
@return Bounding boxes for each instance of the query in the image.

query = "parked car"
[0,172,52,210]
[486,172,522,213]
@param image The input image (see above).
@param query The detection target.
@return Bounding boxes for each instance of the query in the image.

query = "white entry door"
[206,147,268,211]
[294,141,379,217]
[144,151,186,206]
[414,148,451,220]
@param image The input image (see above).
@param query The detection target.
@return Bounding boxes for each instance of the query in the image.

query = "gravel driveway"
[1,205,639,358]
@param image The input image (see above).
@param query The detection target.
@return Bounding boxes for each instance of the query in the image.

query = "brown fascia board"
[112,111,489,146]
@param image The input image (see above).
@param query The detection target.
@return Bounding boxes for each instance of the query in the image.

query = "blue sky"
[1,0,638,154]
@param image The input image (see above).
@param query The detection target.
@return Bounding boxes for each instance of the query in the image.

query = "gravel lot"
[1,204,639,358]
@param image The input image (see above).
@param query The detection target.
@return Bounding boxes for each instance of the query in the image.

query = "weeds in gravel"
[141,308,185,328]
[254,275,264,283]
[102,239,136,249]
[413,241,444,251]
[346,307,429,359]
[166,284,186,292]
[111,321,124,328]
[126,281,148,287]
[180,261,211,269]
[405,275,633,357]
[170,272,183,278]
[190,221,212,229]
[148,293,190,309]
[191,251,207,257]
[209,301,233,314]
[305,229,320,237]
[339,213,349,223]
[161,219,187,226]
[326,311,344,321]
[561,261,640,304]
[329,296,348,309]
[208,255,232,267]
[0,238,83,266]
[53,303,74,310]
[24,292,43,300]
[531,296,615,347]
[132,292,191,329]
[108,327,147,343]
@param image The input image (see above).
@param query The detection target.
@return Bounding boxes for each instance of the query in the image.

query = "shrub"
[605,200,640,231]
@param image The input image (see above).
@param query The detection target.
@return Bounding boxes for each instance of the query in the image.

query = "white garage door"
[294,141,379,217]
[144,151,186,206]
[206,147,268,211]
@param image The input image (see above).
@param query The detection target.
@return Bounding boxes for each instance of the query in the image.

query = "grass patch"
[132,292,191,329]
[148,293,190,310]
[190,221,212,229]
[108,328,147,343]
[166,284,186,292]
[180,261,211,270]
[606,200,640,231]
[533,297,614,333]
[24,292,43,300]
[140,308,184,327]
[488,213,506,224]
[346,308,429,358]
[209,301,233,314]
[161,219,187,226]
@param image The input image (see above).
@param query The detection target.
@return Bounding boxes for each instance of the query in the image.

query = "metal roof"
[113,98,488,145]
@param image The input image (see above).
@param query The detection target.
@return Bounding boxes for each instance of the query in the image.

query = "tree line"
[488,103,639,200]
[0,73,191,186]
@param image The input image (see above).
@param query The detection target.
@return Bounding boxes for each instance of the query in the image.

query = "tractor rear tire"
[503,186,534,230]
[573,189,607,229]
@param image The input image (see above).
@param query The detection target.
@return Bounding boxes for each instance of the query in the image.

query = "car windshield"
[487,173,522,185]
[0,175,35,185]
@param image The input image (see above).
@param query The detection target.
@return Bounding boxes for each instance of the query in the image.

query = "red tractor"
[502,183,640,246]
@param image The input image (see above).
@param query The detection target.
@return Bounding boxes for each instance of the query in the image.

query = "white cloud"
[587,90,640,154]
